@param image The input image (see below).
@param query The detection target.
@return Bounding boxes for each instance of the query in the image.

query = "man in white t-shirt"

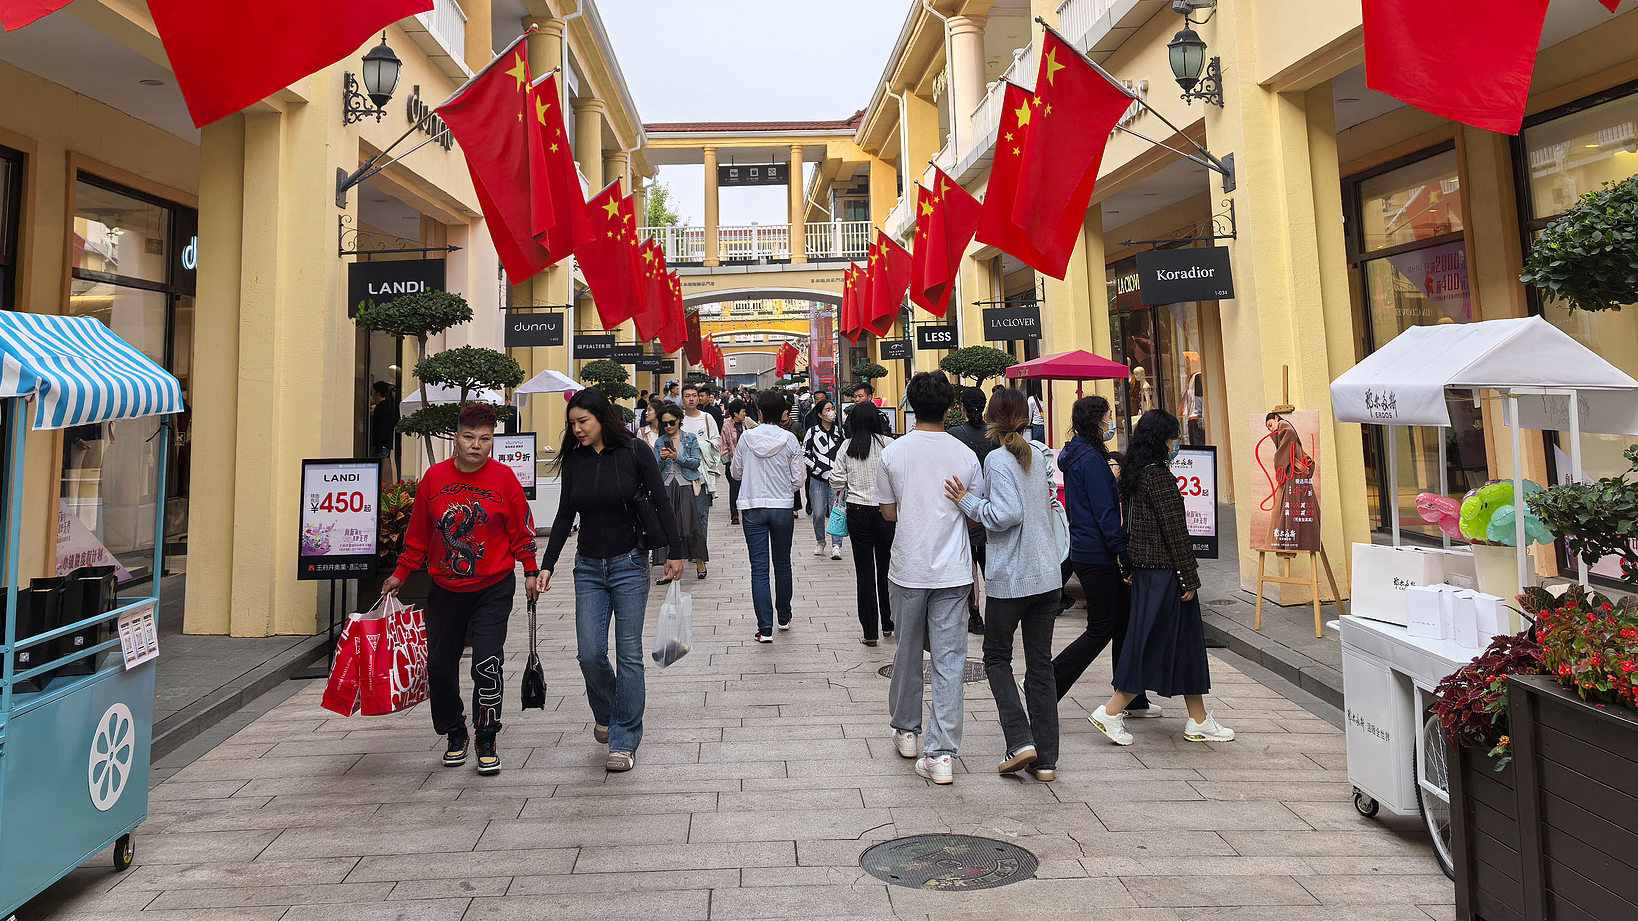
[681,383,721,573]
[876,371,985,786]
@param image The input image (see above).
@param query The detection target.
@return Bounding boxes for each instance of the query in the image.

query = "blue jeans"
[1031,423,1046,443]
[741,506,794,633]
[807,478,842,548]
[573,549,650,754]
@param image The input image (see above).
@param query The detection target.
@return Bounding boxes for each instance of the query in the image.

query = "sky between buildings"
[601,0,907,226]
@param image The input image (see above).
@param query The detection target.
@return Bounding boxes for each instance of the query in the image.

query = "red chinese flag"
[0,0,73,31]
[578,180,645,330]
[911,168,983,318]
[657,293,687,355]
[437,35,554,283]
[1363,0,1550,135]
[530,73,581,263]
[1009,30,1135,279]
[684,310,704,365]
[147,0,432,128]
[632,239,666,340]
[842,265,865,344]
[867,235,911,338]
[1599,0,1619,10]
[841,265,858,334]
[976,82,1052,272]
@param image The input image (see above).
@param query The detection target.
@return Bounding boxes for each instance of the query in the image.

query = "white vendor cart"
[1328,315,1638,878]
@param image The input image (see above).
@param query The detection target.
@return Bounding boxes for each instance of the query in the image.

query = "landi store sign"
[346,259,446,318]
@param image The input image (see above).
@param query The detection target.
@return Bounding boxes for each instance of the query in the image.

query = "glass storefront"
[1,146,19,310]
[65,175,195,582]
[1350,149,1488,540]
[1519,83,1638,580]
[1106,262,1213,447]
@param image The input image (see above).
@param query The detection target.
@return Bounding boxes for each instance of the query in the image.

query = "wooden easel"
[1254,367,1348,638]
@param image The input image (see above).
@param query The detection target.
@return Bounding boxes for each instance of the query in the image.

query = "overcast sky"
[600,0,907,225]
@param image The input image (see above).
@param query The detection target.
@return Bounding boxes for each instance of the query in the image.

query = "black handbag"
[520,598,546,710]
[625,446,665,552]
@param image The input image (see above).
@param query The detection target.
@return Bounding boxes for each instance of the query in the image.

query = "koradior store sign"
[1134,246,1234,304]
[346,258,446,318]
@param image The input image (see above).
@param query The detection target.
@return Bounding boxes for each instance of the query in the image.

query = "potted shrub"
[1519,173,1638,313]
[581,359,637,423]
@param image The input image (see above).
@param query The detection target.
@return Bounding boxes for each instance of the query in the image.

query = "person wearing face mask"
[1089,409,1233,747]
[803,399,845,558]
[1052,397,1153,715]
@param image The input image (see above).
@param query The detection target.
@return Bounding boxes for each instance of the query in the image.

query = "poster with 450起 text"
[1248,411,1322,552]
[299,459,381,580]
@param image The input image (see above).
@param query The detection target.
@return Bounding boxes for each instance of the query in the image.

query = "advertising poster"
[1170,446,1218,558]
[494,432,537,500]
[1249,411,1322,552]
[299,459,381,580]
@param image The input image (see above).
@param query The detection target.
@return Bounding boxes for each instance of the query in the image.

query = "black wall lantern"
[344,33,402,124]
[1167,1,1222,107]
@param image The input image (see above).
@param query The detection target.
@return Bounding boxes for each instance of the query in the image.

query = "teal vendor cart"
[0,312,183,918]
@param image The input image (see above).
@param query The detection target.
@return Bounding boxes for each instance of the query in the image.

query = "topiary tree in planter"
[940,345,1018,386]
[850,361,888,390]
[1520,173,1638,312]
[684,371,712,387]
[581,359,637,422]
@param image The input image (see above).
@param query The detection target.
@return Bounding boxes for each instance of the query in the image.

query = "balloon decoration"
[1457,480,1552,547]
[1414,493,1464,540]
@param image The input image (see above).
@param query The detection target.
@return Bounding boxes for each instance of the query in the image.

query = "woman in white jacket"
[829,402,896,645]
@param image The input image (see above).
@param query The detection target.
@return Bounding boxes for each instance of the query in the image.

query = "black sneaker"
[443,730,469,767]
[968,614,985,635]
[474,733,500,775]
[754,631,773,644]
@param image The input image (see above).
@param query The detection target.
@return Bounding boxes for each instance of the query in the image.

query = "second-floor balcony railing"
[1057,0,1116,49]
[640,221,872,264]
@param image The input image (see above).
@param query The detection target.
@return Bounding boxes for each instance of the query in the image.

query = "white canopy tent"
[1331,316,1638,588]
[511,369,583,409]
[399,384,507,413]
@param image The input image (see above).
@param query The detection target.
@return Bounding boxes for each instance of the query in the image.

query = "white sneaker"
[1090,705,1133,746]
[830,546,843,560]
[915,754,954,784]
[1185,713,1236,742]
[894,730,920,758]
[814,542,824,556]
[1127,704,1164,719]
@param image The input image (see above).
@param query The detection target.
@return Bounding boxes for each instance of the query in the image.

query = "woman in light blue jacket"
[944,388,1061,781]
[653,403,706,582]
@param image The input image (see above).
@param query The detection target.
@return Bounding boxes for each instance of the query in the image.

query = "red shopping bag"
[359,596,430,716]
[320,615,364,716]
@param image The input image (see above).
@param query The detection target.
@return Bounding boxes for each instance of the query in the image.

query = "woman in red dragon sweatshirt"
[382,404,539,776]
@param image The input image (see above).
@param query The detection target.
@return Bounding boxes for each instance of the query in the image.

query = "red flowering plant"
[1521,582,1638,712]
[1431,631,1546,771]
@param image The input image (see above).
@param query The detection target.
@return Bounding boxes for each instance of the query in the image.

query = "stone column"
[522,16,570,448]
[572,97,606,191]
[946,15,988,147]
[604,149,630,192]
[789,144,807,264]
[703,146,720,266]
[464,0,492,71]
[523,17,564,72]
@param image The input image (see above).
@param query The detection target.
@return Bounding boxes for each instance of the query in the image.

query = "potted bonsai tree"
[580,358,637,423]
[1520,173,1638,313]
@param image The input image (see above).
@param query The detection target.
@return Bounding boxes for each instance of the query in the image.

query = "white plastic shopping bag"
[651,581,693,667]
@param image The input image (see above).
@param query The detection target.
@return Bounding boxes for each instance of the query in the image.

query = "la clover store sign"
[346,259,447,318]
[1134,247,1234,304]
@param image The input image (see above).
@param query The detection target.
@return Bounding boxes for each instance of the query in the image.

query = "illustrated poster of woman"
[1255,411,1322,552]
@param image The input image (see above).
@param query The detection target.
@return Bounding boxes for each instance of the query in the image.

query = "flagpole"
[1032,16,1235,191]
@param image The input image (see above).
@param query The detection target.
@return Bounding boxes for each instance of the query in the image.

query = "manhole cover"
[877,658,986,684]
[1205,599,1240,607]
[860,834,1038,890]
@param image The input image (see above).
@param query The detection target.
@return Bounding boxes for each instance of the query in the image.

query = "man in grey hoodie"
[731,391,807,642]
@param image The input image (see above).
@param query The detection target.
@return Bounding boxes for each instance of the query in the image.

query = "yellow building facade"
[820,0,1638,600]
[0,0,648,636]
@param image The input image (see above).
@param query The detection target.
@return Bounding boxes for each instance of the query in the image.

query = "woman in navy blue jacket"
[1052,396,1153,715]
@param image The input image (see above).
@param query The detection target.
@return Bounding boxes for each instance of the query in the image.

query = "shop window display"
[65,176,194,581]
[1106,264,1213,446]
[1352,150,1487,540]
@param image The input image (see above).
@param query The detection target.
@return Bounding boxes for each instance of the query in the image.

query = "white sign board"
[493,433,537,499]
[1169,446,1218,558]
[117,599,159,669]
[299,459,381,580]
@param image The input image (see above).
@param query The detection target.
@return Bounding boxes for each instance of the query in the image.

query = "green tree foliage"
[398,346,525,444]
[850,361,889,382]
[940,346,1018,385]
[645,182,686,227]
[581,358,638,403]
[684,371,713,386]
[355,290,472,340]
[1521,174,1638,312]
[1528,444,1638,585]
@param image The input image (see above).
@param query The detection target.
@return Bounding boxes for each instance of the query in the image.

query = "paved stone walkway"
[25,501,1454,921]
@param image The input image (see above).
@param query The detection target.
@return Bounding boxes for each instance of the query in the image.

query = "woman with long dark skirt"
[652,402,706,583]
[540,388,684,773]
[1089,410,1234,747]
[1052,396,1153,716]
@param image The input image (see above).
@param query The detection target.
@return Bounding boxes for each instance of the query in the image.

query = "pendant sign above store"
[718,163,788,187]
[916,325,956,350]
[611,345,644,364]
[636,356,675,374]
[983,307,1042,341]
[504,312,563,348]
[346,259,446,318]
[879,340,912,361]
[574,335,615,359]
[1134,247,1235,303]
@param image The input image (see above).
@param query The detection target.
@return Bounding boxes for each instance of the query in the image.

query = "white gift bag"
[652,580,693,667]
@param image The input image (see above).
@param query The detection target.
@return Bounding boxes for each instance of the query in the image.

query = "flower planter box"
[1452,675,1638,920]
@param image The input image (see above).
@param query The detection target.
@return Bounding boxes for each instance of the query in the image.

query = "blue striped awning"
[0,312,184,430]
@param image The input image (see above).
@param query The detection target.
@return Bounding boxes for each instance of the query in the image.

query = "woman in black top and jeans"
[540,388,683,772]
